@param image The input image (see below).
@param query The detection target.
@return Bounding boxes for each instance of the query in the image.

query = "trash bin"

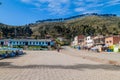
[107,49,111,52]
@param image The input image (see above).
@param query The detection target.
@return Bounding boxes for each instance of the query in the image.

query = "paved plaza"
[0,49,120,80]
[62,46,120,65]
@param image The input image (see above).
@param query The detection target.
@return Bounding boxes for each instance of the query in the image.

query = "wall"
[105,37,113,46]
[113,36,120,45]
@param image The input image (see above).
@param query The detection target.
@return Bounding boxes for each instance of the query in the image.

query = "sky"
[0,0,120,26]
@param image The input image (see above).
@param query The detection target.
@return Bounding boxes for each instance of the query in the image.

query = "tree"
[118,22,120,28]
[0,31,3,38]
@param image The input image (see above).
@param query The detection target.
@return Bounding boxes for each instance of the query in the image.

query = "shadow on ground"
[0,62,120,71]
[0,53,26,60]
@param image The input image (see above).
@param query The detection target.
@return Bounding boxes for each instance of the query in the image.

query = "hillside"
[30,15,120,39]
[0,14,120,40]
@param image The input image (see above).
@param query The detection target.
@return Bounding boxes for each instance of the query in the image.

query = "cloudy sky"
[0,0,120,25]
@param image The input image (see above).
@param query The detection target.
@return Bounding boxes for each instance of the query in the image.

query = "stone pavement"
[62,46,120,65]
[0,50,120,80]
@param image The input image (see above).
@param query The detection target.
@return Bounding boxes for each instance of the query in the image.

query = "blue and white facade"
[0,39,54,46]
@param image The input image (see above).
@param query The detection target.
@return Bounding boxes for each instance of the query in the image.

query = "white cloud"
[20,0,120,15]
[74,0,100,13]
[20,0,70,15]
[74,0,120,13]
[75,7,85,12]
[82,10,100,14]
[21,0,31,3]
[107,0,120,6]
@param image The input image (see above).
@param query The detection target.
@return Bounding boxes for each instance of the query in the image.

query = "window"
[109,41,112,43]
[36,42,38,44]
[39,42,41,44]
[48,42,50,45]
[42,42,44,44]
[10,41,12,44]
[106,41,109,43]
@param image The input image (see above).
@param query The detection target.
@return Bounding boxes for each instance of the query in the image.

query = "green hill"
[30,15,120,39]
[0,14,120,40]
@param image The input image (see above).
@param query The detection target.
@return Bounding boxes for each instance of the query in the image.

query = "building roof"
[78,35,85,39]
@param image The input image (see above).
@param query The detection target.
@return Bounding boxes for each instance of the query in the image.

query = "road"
[0,49,120,80]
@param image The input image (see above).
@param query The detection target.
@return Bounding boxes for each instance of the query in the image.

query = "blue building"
[0,39,54,47]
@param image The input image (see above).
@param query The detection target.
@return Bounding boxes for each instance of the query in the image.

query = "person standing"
[57,44,61,52]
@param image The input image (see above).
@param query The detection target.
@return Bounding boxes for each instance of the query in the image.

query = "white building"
[85,36,94,48]
[72,36,78,46]
[0,39,54,47]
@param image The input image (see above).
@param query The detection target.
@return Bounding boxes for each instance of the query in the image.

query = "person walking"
[57,44,61,52]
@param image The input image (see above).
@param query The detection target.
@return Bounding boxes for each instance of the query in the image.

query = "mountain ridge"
[0,13,120,40]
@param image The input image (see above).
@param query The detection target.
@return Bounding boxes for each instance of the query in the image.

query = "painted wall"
[0,39,54,46]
